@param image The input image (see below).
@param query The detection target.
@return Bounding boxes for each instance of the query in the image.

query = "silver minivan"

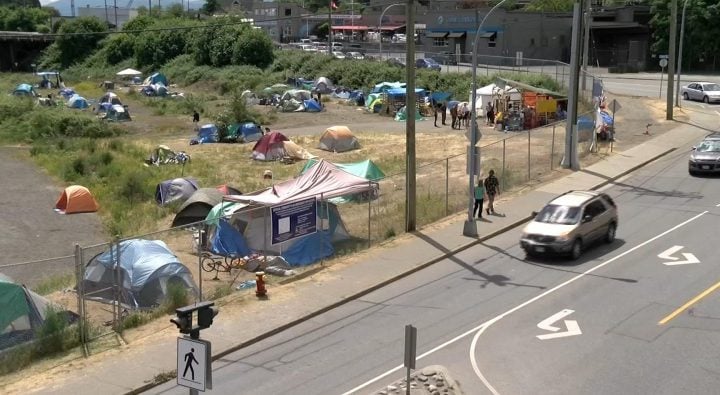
[520,190,618,260]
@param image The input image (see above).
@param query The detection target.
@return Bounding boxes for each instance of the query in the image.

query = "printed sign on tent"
[271,197,317,245]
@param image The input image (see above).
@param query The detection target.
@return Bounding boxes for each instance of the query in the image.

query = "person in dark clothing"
[192,110,200,124]
[440,102,447,125]
[484,169,500,215]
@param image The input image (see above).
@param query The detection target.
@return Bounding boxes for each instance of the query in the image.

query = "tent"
[283,140,315,160]
[226,122,263,143]
[205,201,247,227]
[145,145,190,166]
[301,159,385,181]
[279,89,312,112]
[0,273,76,351]
[12,83,37,97]
[67,94,90,109]
[155,177,199,206]
[318,126,360,152]
[240,90,259,105]
[469,83,516,111]
[81,239,198,310]
[144,72,168,86]
[215,184,242,196]
[394,105,424,121]
[102,104,131,121]
[99,92,122,105]
[54,185,99,214]
[252,131,289,161]
[197,124,219,143]
[171,188,226,228]
[220,160,378,265]
[314,77,333,94]
[116,68,142,76]
[302,99,322,112]
[58,88,76,99]
[372,81,405,93]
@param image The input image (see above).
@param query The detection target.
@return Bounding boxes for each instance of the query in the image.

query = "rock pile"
[370,365,464,395]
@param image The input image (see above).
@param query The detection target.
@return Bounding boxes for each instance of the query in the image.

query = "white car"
[347,51,364,60]
[681,82,720,103]
[332,51,346,59]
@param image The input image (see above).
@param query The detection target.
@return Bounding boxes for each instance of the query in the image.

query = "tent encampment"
[171,188,225,227]
[318,126,360,152]
[0,273,77,351]
[12,83,37,97]
[58,88,76,99]
[372,81,405,93]
[219,160,378,265]
[67,94,90,109]
[144,72,168,86]
[240,90,259,105]
[251,131,289,161]
[302,99,322,112]
[469,83,515,111]
[145,145,190,166]
[155,178,199,206]
[81,239,198,310]
[54,185,99,214]
[279,89,312,112]
[96,92,122,113]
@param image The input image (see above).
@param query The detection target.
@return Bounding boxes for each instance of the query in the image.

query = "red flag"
[331,1,338,10]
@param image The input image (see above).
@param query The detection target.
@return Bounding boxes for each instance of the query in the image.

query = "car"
[299,44,317,52]
[688,133,720,175]
[332,51,346,59]
[520,190,618,260]
[680,82,720,103]
[347,51,365,60]
[387,57,406,68]
[331,42,344,50]
[415,58,442,71]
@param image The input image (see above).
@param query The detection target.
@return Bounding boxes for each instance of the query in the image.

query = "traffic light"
[170,310,193,334]
[198,305,219,329]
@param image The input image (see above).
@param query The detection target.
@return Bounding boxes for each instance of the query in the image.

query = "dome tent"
[54,185,99,214]
[155,177,199,206]
[318,126,360,152]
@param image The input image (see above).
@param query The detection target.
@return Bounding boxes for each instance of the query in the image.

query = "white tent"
[469,83,521,111]
[116,68,143,76]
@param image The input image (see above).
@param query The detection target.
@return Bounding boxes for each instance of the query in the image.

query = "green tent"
[300,159,385,203]
[205,201,246,227]
[0,274,58,351]
[394,105,424,121]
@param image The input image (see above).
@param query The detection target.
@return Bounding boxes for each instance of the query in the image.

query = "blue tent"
[81,239,198,309]
[58,88,76,99]
[12,83,36,97]
[145,72,168,86]
[240,122,263,142]
[303,99,323,112]
[210,219,252,258]
[67,94,89,109]
[197,124,219,143]
[387,87,427,97]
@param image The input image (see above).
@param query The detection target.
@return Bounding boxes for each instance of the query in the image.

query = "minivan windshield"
[696,140,720,153]
[535,204,581,225]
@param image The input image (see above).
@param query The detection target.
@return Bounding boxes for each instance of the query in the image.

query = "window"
[584,200,607,218]
[530,38,535,46]
[433,37,448,47]
[285,8,291,16]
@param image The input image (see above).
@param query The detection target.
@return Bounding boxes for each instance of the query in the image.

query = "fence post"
[367,184,371,249]
[527,130,531,182]
[502,139,506,191]
[319,193,324,266]
[112,241,120,332]
[74,243,87,355]
[197,227,203,301]
[551,125,556,171]
[445,157,449,216]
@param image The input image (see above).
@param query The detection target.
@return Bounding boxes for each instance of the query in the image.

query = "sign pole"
[404,325,417,395]
[659,65,665,98]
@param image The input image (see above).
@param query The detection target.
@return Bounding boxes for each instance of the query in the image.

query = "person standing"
[484,169,500,215]
[448,100,459,129]
[473,178,485,219]
[192,110,200,124]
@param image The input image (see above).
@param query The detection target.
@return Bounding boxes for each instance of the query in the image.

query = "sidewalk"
[12,122,710,395]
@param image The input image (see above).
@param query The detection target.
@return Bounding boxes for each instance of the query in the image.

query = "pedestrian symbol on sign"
[183,347,198,381]
[177,337,210,391]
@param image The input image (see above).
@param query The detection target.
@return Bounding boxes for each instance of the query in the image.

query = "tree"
[232,27,275,68]
[52,17,107,67]
[523,0,573,12]
[201,0,220,15]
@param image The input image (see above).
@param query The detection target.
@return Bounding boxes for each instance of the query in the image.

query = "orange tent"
[54,185,99,214]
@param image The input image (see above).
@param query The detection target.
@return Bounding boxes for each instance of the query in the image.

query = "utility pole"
[667,0,677,120]
[581,0,591,92]
[561,0,584,171]
[328,2,333,56]
[675,0,689,107]
[405,0,416,232]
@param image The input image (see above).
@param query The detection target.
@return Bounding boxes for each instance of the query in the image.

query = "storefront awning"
[447,32,466,38]
[332,25,369,31]
[425,31,448,38]
[479,32,497,39]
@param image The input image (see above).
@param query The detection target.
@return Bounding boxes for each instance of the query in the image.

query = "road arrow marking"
[658,245,700,266]
[536,309,582,340]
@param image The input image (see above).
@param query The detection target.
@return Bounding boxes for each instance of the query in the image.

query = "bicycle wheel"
[201,255,219,273]
[227,256,245,270]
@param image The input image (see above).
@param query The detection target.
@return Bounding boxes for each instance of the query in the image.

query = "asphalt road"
[149,134,720,394]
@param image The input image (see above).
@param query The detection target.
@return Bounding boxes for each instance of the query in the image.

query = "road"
[149,135,720,394]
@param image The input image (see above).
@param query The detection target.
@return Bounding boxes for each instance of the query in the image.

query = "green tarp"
[394,105,424,121]
[0,279,30,334]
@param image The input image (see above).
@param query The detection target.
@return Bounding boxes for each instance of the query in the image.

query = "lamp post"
[463,0,508,237]
[378,3,403,60]
[675,0,690,107]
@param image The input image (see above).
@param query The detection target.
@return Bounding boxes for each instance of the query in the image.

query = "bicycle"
[200,253,246,280]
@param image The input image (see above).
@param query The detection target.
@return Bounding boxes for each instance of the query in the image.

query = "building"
[77,5,138,29]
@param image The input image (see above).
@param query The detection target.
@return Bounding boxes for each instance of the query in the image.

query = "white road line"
[716,203,720,207]
[343,211,709,395]
[715,110,720,116]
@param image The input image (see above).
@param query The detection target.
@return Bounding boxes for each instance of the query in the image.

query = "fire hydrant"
[255,271,267,298]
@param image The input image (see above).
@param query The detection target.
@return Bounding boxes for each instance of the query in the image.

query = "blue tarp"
[599,111,613,125]
[198,124,219,143]
[146,72,168,86]
[13,83,36,97]
[59,88,76,98]
[210,219,252,258]
[430,91,452,102]
[282,230,334,266]
[303,99,323,112]
[372,81,405,93]
[240,122,263,142]
[387,87,427,97]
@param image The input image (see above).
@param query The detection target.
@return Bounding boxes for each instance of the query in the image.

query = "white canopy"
[116,68,142,76]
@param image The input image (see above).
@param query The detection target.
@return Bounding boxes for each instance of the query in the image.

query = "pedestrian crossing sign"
[177,337,212,391]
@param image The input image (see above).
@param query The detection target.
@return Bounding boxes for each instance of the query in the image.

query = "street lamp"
[463,0,508,237]
[378,3,404,60]
[675,0,690,107]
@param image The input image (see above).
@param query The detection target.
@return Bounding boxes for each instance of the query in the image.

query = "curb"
[125,147,676,395]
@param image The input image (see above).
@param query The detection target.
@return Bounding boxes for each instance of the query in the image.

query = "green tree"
[51,16,107,67]
[166,3,186,18]
[104,34,135,64]
[0,0,41,7]
[0,6,53,31]
[232,27,275,68]
[201,0,221,15]
[134,18,197,69]
[523,0,573,12]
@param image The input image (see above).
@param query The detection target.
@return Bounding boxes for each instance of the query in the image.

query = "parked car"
[331,42,344,50]
[688,132,720,175]
[680,82,720,103]
[435,52,458,65]
[300,44,317,52]
[387,57,406,68]
[347,51,365,60]
[415,58,442,71]
[520,190,618,260]
[332,51,346,59]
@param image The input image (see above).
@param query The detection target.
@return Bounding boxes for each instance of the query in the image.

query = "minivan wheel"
[605,223,616,243]
[704,96,710,104]
[683,92,689,100]
[570,239,583,260]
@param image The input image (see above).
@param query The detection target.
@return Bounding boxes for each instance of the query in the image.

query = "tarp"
[314,77,333,94]
[240,90,259,105]
[372,81,405,93]
[252,131,289,161]
[58,88,76,98]
[116,68,142,76]
[387,87,427,97]
[205,201,247,227]
[394,105,424,121]
[12,83,36,97]
[318,126,360,152]
[198,124,219,143]
[283,140,315,160]
[239,122,263,142]
[81,239,198,309]
[155,177,199,206]
[144,72,168,86]
[99,92,122,105]
[171,188,225,227]
[215,184,242,196]
[103,104,131,121]
[54,185,99,214]
[225,159,377,205]
[209,219,252,258]
[301,159,385,181]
